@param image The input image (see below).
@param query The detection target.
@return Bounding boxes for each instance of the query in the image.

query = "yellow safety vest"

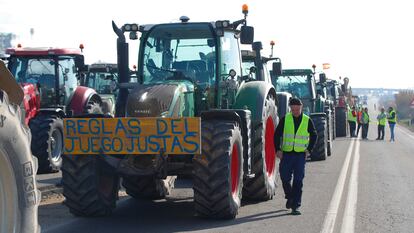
[378,113,386,126]
[282,113,310,152]
[348,109,357,122]
[388,110,397,123]
[362,112,369,124]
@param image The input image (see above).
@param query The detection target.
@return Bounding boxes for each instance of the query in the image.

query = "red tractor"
[6,47,103,173]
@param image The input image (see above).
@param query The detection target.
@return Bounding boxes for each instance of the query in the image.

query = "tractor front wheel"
[62,155,119,217]
[193,120,243,219]
[29,115,63,173]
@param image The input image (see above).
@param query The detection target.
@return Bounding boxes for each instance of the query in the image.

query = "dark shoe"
[286,199,293,209]
[376,138,380,140]
[291,208,301,215]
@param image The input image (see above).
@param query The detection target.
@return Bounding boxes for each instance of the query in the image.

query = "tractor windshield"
[86,71,118,95]
[8,57,58,106]
[276,75,312,99]
[141,23,216,87]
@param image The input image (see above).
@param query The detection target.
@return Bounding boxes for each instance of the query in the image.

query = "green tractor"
[315,72,335,155]
[274,69,333,160]
[62,6,281,219]
[325,77,352,137]
[82,63,118,116]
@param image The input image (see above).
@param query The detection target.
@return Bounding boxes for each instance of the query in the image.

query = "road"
[38,99,414,233]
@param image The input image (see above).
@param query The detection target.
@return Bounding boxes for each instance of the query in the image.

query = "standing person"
[348,106,357,137]
[387,107,397,142]
[376,107,386,140]
[361,107,370,139]
[274,97,318,215]
[356,107,363,137]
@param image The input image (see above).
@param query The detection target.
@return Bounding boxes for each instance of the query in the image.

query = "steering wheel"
[146,59,166,81]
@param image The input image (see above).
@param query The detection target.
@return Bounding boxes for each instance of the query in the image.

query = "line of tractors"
[1,4,354,220]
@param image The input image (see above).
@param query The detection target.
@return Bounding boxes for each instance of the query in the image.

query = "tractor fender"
[37,108,66,118]
[69,86,100,115]
[233,81,277,123]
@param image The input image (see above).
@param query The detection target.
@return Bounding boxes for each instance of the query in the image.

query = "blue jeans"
[389,123,396,140]
[279,152,306,209]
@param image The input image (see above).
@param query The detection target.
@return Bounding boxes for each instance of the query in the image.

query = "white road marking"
[320,138,356,233]
[340,139,361,233]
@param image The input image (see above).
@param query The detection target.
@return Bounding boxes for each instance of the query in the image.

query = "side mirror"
[75,56,87,71]
[240,25,254,44]
[319,73,327,83]
[272,61,282,76]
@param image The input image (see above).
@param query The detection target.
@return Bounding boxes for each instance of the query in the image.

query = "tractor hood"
[126,81,193,117]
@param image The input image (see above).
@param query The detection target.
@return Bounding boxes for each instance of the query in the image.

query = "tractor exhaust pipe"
[112,21,130,117]
[252,41,264,81]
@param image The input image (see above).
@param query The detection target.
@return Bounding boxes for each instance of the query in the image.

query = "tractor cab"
[274,69,317,114]
[6,47,86,108]
[113,13,255,117]
[84,63,118,95]
[83,63,119,115]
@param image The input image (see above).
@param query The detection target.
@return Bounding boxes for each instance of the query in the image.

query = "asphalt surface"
[37,98,414,233]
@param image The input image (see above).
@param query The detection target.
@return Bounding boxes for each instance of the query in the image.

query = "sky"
[1,0,413,89]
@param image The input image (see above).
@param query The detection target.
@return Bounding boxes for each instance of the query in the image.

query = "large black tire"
[0,90,40,233]
[122,176,176,200]
[29,115,63,174]
[62,155,120,217]
[310,115,328,161]
[335,107,347,137]
[243,94,278,200]
[193,120,243,219]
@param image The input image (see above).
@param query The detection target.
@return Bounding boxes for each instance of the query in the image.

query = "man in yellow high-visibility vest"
[348,106,357,137]
[387,107,397,142]
[376,107,386,140]
[274,97,318,215]
[361,107,370,140]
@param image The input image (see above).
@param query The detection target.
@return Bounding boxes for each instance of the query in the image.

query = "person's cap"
[289,97,303,106]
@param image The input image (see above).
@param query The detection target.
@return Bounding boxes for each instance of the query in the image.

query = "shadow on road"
[42,179,292,233]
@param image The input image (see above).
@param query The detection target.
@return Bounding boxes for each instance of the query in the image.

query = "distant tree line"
[394,90,414,120]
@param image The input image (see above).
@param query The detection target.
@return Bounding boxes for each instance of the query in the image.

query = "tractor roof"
[88,63,118,72]
[280,69,313,76]
[5,47,82,56]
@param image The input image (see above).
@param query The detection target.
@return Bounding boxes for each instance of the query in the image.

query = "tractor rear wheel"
[243,94,278,200]
[310,115,328,161]
[0,90,40,233]
[62,155,119,217]
[193,120,243,219]
[29,115,63,173]
[122,176,176,200]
